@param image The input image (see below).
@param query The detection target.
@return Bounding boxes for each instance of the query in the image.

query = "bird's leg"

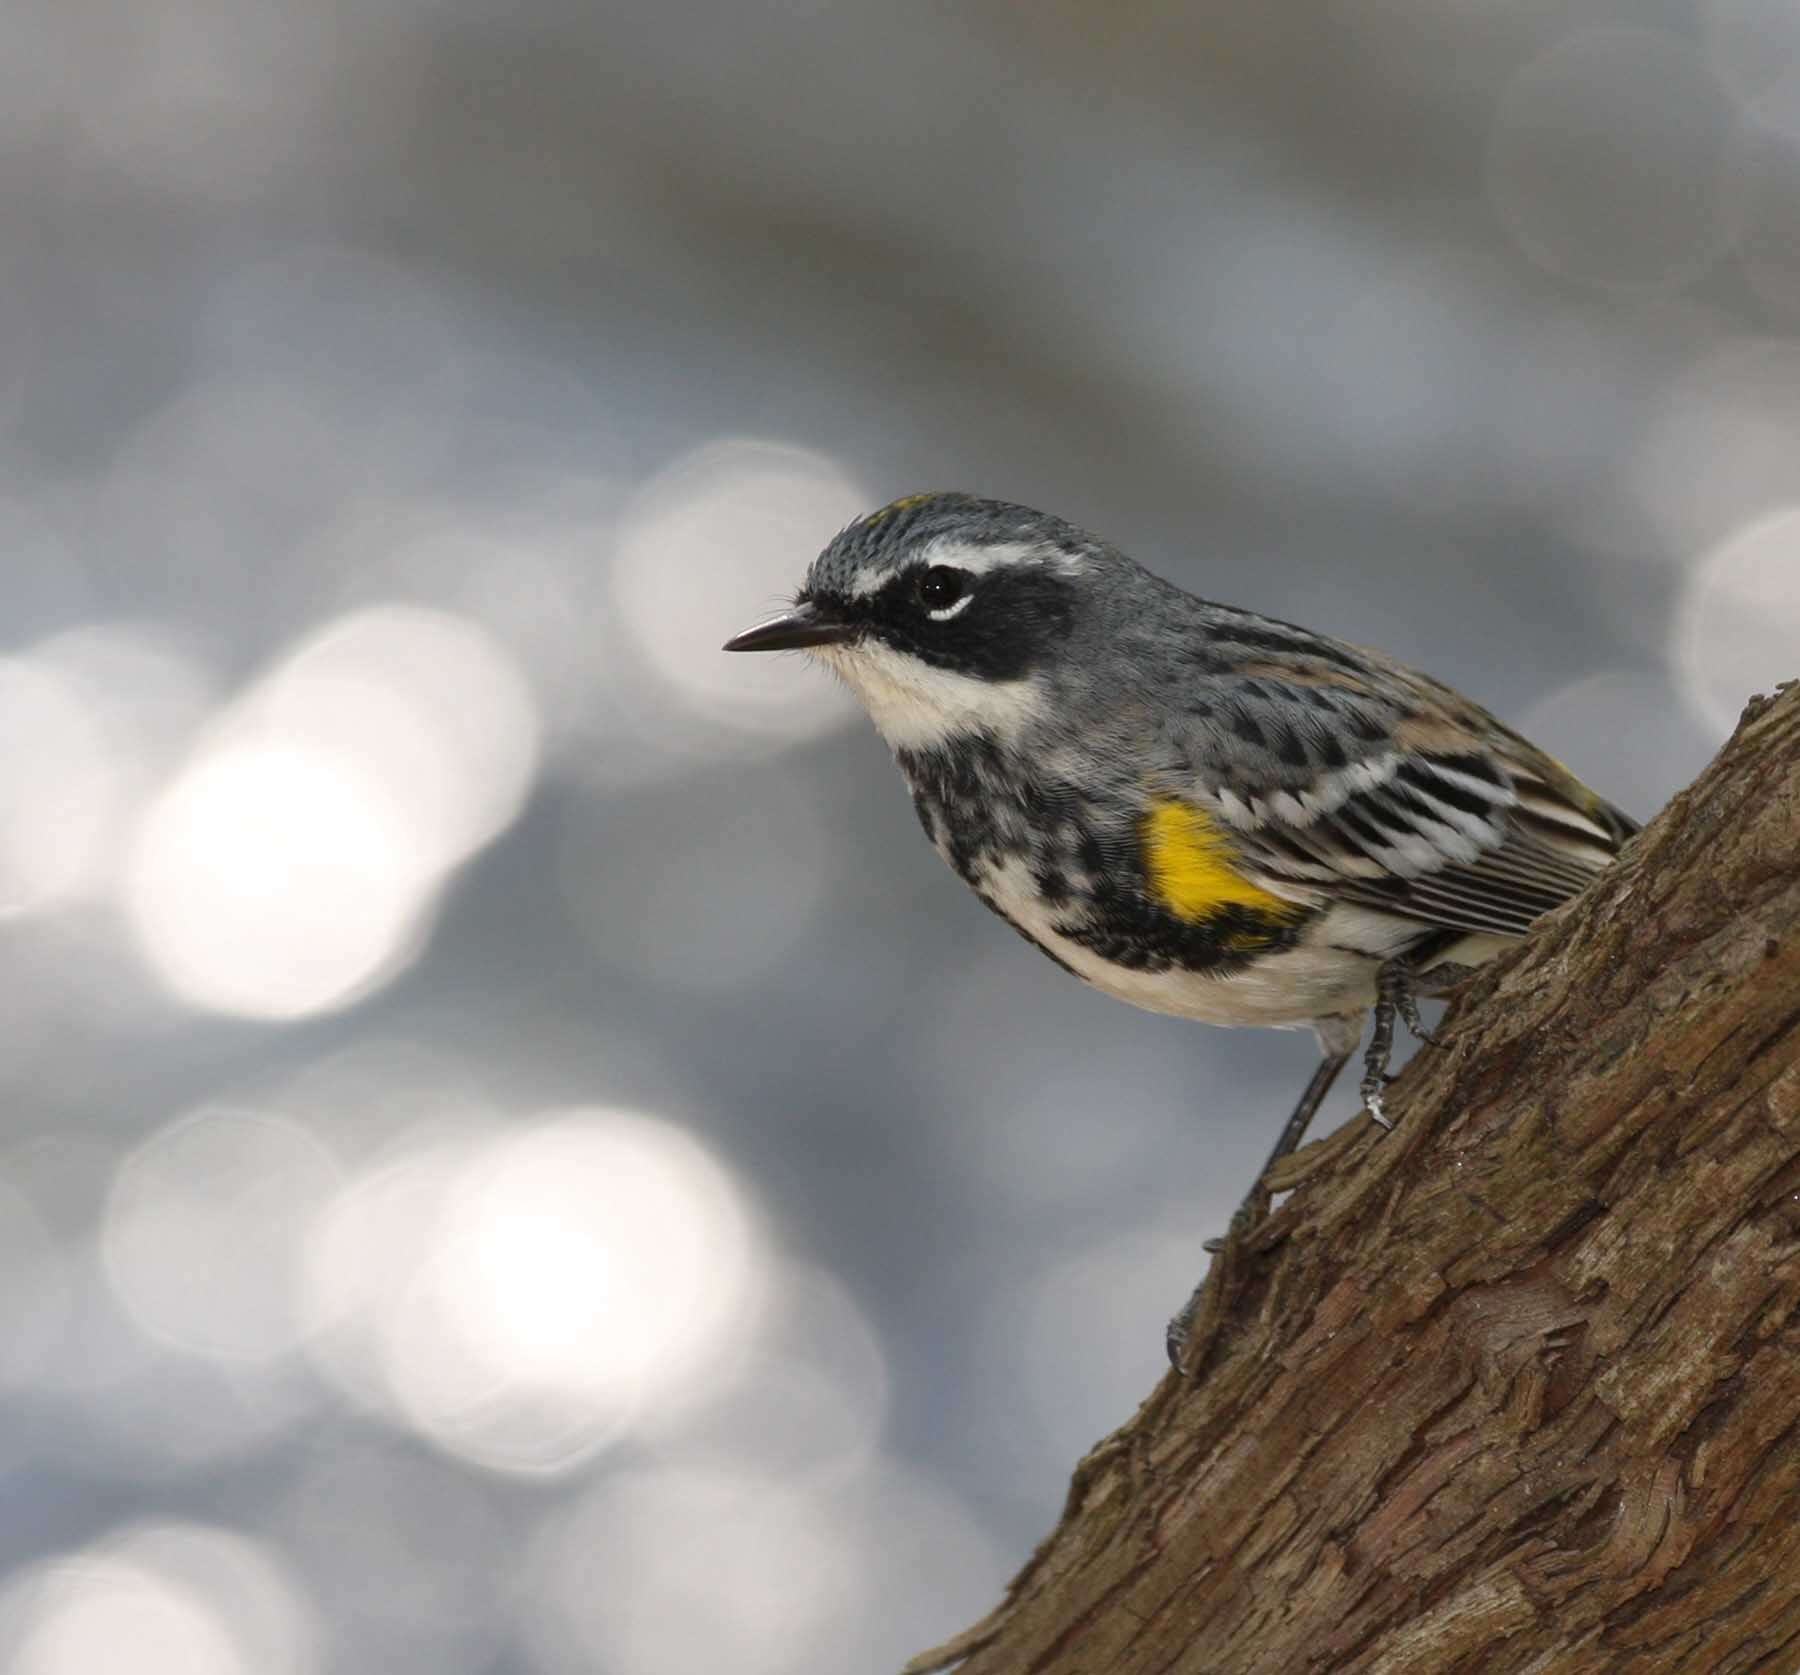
[1360,978,1398,1130]
[1391,968,1438,1046]
[1168,1046,1352,1371]
[1360,957,1438,1124]
[1199,1050,1352,1254]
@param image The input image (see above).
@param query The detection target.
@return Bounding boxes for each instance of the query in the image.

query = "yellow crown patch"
[863,492,938,528]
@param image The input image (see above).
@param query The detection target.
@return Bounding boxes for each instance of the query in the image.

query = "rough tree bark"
[909,681,1800,1675]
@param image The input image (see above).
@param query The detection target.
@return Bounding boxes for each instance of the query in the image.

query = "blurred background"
[1,0,1797,1670]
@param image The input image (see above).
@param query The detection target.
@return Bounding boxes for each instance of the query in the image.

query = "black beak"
[722,599,856,653]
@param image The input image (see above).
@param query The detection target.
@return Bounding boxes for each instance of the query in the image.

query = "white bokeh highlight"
[0,1523,317,1675]
[123,605,541,1020]
[258,605,540,864]
[103,1107,341,1362]
[611,438,867,743]
[303,1108,762,1474]
[0,658,121,915]
[1675,506,1800,734]
[125,742,434,1018]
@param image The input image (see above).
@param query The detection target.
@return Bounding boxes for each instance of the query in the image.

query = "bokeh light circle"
[611,438,867,740]
[257,605,540,864]
[103,1107,341,1362]
[1674,505,1800,734]
[123,605,540,1020]
[0,657,118,915]
[125,742,435,1018]
[0,1522,317,1675]
[302,1107,762,1474]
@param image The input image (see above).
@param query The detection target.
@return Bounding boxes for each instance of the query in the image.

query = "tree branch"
[909,681,1800,1675]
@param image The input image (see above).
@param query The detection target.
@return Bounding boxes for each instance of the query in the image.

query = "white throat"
[812,640,1048,751]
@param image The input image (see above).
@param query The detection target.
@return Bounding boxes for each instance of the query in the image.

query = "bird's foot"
[1393,973,1438,1046]
[1362,960,1438,1125]
[1362,970,1400,1126]
[1168,1201,1263,1372]
[1166,1264,1217,1372]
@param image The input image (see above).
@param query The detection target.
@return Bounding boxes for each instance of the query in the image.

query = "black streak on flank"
[897,732,1319,984]
[1062,897,1308,975]
[909,788,940,845]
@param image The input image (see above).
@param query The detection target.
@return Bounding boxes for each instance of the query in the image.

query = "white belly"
[1078,939,1381,1029]
[968,853,1384,1029]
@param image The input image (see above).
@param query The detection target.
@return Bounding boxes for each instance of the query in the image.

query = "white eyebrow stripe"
[843,539,1087,598]
[916,538,1085,577]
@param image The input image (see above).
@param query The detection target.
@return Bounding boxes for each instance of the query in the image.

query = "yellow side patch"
[1142,800,1296,924]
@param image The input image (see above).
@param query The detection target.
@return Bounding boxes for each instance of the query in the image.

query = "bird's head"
[723,492,1101,748]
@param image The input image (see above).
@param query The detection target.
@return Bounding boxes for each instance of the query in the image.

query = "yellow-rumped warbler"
[724,493,1637,1364]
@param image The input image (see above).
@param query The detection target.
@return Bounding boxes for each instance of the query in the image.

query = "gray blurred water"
[0,2,1793,1670]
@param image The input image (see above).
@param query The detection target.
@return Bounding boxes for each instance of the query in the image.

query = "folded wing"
[1170,673,1638,942]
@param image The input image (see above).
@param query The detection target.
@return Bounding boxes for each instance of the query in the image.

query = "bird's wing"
[1166,668,1638,941]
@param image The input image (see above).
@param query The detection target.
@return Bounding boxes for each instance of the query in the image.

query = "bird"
[723,492,1638,1366]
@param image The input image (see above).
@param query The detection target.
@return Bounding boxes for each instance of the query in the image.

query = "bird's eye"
[917,566,967,612]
